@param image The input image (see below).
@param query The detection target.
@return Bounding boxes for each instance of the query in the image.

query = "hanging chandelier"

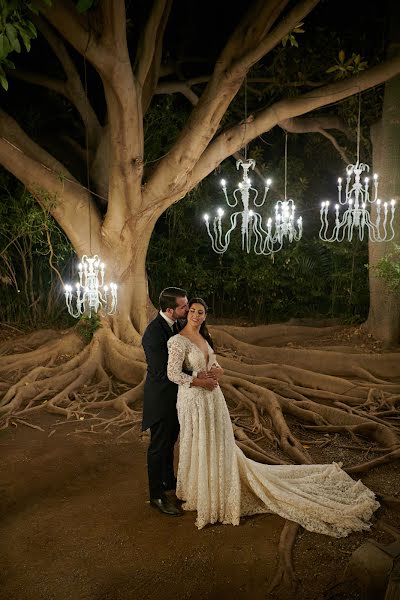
[203,157,272,254]
[63,54,119,319]
[319,95,396,243]
[203,132,303,255]
[64,255,118,318]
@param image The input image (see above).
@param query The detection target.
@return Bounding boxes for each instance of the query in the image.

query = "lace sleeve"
[209,351,220,368]
[167,336,193,388]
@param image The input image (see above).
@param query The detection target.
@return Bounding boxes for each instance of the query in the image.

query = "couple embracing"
[142,287,379,535]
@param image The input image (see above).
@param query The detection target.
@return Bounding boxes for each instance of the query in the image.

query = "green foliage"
[326,50,368,80]
[0,0,97,90]
[147,132,370,324]
[0,0,39,89]
[0,170,75,326]
[282,22,305,48]
[374,245,400,293]
[76,313,101,343]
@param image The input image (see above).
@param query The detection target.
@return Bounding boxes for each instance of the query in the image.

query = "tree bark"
[366,75,400,345]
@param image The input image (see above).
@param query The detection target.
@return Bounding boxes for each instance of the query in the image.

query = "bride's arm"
[167,338,218,390]
[209,353,224,380]
[167,338,194,387]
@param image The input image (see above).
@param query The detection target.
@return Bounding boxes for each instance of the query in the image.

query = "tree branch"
[7,69,66,95]
[0,109,101,255]
[135,0,173,113]
[144,0,320,205]
[156,81,200,105]
[185,53,400,191]
[280,115,352,162]
[33,16,101,145]
[40,0,144,238]
[316,129,351,163]
[234,0,319,73]
[154,75,323,100]
[38,0,100,64]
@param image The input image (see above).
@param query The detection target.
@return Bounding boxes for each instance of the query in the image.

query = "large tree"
[2,2,400,585]
[1,0,400,440]
[366,3,400,345]
[0,0,399,336]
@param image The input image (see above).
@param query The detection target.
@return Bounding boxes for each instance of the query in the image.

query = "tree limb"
[135,0,173,113]
[144,0,320,205]
[40,0,144,237]
[38,0,100,65]
[185,53,400,192]
[234,0,319,74]
[280,115,352,162]
[33,16,101,145]
[0,109,101,254]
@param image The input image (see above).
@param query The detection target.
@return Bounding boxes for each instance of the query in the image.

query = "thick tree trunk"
[96,215,157,343]
[366,74,400,345]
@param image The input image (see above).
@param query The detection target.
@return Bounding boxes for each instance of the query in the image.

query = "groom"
[142,287,216,517]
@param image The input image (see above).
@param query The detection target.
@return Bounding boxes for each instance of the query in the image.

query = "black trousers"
[147,411,180,499]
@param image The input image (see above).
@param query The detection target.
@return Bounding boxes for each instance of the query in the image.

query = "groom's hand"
[191,376,218,390]
[197,370,214,379]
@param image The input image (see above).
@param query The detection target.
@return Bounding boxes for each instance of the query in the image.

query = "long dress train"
[167,334,379,535]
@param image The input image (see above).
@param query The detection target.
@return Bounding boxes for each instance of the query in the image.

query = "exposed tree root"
[267,521,300,594]
[0,321,399,477]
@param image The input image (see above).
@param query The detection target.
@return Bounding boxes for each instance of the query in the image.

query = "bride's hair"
[188,297,214,350]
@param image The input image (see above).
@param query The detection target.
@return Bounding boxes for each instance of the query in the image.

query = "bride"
[167,298,379,534]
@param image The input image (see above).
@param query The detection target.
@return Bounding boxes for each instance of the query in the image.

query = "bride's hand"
[208,366,224,380]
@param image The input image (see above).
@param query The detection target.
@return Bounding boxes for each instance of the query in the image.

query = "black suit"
[142,314,181,499]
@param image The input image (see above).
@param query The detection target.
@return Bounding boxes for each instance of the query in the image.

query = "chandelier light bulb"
[203,213,209,221]
[64,254,118,318]
[203,158,301,255]
[319,160,395,243]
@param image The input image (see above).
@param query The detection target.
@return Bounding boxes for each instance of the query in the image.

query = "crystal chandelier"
[63,53,119,319]
[203,133,303,255]
[319,95,396,243]
[203,157,272,254]
[64,255,118,318]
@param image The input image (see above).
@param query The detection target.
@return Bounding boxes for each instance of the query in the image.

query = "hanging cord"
[83,54,92,255]
[284,131,288,200]
[356,92,361,165]
[244,75,248,160]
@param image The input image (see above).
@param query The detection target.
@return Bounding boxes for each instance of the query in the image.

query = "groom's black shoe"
[162,478,177,492]
[150,494,182,516]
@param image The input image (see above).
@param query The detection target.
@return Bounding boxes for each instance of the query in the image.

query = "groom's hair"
[159,287,187,311]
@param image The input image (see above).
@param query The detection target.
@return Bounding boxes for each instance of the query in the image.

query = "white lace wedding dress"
[167,334,379,534]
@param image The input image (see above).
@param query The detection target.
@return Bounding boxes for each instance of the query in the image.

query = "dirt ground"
[0,411,399,600]
[0,323,399,600]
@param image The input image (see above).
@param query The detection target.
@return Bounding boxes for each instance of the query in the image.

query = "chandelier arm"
[205,212,240,254]
[227,189,239,208]
[250,187,260,207]
[252,214,274,255]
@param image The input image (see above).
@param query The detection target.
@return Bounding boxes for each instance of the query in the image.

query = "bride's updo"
[188,297,214,350]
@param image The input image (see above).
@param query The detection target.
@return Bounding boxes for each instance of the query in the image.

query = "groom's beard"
[175,317,187,332]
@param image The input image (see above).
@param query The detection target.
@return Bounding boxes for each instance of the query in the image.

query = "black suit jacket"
[142,314,179,430]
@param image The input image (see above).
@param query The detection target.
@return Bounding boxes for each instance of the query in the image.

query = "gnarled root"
[1,321,400,474]
[267,521,300,594]
[0,323,146,431]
